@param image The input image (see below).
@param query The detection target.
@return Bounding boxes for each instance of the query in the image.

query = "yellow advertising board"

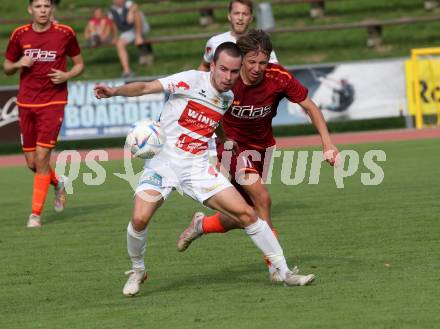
[406,48,440,128]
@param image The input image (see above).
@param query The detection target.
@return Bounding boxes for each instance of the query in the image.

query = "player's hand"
[18,55,34,68]
[94,84,116,99]
[323,143,340,167]
[224,139,239,155]
[48,68,69,84]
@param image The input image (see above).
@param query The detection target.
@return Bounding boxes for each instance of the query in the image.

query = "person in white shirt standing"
[198,0,278,72]
[95,42,314,297]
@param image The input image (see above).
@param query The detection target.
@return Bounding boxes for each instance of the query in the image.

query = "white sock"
[127,221,148,271]
[245,218,290,279]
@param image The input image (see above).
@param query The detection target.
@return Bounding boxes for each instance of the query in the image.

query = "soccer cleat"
[176,212,204,252]
[27,214,41,228]
[123,269,148,296]
[283,267,315,286]
[270,265,299,283]
[269,270,284,282]
[54,175,67,213]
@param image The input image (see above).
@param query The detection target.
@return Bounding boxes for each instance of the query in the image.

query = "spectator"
[84,8,113,47]
[108,0,152,78]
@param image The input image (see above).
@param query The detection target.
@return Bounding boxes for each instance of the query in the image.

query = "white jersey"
[157,70,234,159]
[136,70,234,202]
[203,31,278,64]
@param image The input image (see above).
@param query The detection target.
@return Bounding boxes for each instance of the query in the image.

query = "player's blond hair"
[237,29,272,58]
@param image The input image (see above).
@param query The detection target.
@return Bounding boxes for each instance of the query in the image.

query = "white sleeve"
[202,37,216,63]
[158,70,199,94]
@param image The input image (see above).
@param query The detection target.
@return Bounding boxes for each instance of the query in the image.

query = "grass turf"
[0,138,439,329]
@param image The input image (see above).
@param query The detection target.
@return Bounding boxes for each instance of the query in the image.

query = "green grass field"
[1,138,439,329]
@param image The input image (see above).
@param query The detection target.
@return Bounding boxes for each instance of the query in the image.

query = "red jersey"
[222,63,308,149]
[5,22,81,108]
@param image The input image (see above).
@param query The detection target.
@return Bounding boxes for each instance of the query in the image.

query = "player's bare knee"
[237,205,257,226]
[131,215,148,231]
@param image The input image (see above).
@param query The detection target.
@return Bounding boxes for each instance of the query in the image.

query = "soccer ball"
[125,119,166,159]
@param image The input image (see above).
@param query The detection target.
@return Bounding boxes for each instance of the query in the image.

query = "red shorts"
[18,105,65,152]
[216,141,274,205]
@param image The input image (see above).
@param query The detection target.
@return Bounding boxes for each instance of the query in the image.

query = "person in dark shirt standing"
[108,0,152,78]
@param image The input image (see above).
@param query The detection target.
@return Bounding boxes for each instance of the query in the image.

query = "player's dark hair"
[213,42,243,63]
[237,29,272,58]
[228,0,253,14]
[29,0,55,4]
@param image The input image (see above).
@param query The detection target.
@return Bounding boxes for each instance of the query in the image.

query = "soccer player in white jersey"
[197,0,278,72]
[95,42,315,297]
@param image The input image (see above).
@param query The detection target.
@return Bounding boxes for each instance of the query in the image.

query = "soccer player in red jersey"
[178,29,339,282]
[3,0,84,228]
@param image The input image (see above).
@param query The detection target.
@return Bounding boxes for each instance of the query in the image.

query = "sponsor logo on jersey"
[175,134,208,155]
[140,173,163,187]
[176,81,190,90]
[198,89,207,98]
[222,99,229,110]
[178,100,222,137]
[230,104,272,119]
[24,48,57,62]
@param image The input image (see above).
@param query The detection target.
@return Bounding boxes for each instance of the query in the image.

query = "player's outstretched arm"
[95,80,164,99]
[299,96,339,166]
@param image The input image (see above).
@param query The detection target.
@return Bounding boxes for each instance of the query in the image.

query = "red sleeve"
[285,73,308,103]
[5,34,22,62]
[66,34,81,58]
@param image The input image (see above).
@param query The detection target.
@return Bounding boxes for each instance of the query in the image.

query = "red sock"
[202,212,226,234]
[32,173,51,216]
[49,166,59,186]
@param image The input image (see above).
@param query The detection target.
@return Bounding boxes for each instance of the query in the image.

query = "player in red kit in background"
[178,29,339,283]
[3,0,84,228]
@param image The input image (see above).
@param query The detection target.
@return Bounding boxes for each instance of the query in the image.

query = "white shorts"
[135,152,232,204]
[119,13,150,43]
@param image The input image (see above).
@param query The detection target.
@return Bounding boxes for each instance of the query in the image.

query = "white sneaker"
[54,175,67,213]
[176,212,204,252]
[269,265,300,283]
[269,269,284,282]
[27,214,41,228]
[122,269,148,296]
[283,268,315,286]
